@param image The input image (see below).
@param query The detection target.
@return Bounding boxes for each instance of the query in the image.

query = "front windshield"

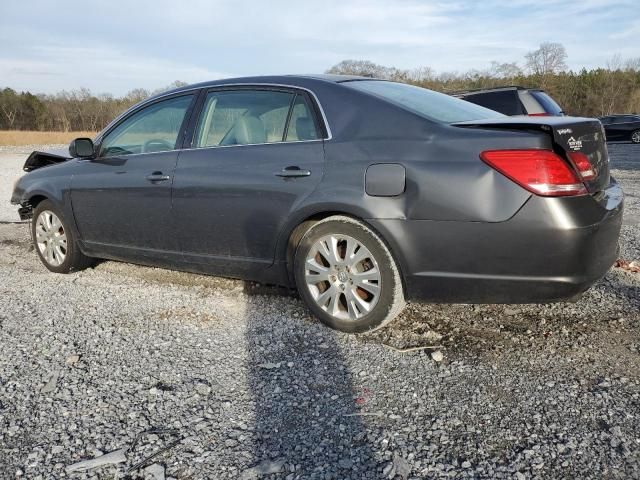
[344,80,505,123]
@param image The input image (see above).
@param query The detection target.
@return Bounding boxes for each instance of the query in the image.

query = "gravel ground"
[0,144,639,479]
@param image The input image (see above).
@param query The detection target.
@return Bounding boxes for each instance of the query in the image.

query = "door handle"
[145,171,171,182]
[275,166,311,178]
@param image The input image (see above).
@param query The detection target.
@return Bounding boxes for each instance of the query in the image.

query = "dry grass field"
[0,130,96,146]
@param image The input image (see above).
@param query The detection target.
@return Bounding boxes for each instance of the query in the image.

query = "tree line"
[1,43,639,132]
[326,44,640,117]
[0,81,187,132]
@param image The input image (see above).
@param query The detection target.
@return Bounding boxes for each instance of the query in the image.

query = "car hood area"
[22,148,71,172]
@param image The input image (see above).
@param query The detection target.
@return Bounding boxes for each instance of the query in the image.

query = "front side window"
[344,80,504,123]
[100,95,194,157]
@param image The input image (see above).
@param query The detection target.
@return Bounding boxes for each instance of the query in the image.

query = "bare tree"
[489,61,522,78]
[0,88,19,128]
[525,42,568,75]
[407,66,435,82]
[326,60,400,79]
[624,57,640,71]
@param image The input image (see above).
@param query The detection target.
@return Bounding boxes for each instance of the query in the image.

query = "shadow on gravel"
[244,288,375,479]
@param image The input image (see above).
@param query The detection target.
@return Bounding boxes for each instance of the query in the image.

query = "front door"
[71,93,196,255]
[172,88,325,274]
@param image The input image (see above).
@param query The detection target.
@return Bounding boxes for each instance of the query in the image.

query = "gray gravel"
[0,144,639,479]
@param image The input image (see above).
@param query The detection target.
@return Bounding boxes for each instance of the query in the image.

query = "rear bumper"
[369,180,624,303]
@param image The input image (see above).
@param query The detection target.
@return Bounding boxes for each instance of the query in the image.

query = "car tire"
[294,215,405,333]
[631,130,640,144]
[31,200,93,274]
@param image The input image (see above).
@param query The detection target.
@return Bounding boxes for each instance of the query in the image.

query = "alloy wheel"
[632,130,640,144]
[35,210,67,267]
[304,234,381,321]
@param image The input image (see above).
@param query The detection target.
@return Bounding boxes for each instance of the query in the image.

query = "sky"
[0,0,638,96]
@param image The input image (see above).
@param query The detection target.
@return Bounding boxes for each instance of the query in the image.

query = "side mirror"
[69,138,95,158]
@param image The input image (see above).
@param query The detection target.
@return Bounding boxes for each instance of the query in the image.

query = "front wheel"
[294,216,405,333]
[631,130,640,144]
[31,200,93,273]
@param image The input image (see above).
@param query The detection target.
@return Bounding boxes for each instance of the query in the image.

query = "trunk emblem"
[567,136,583,151]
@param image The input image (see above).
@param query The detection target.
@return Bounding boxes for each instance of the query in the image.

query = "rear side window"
[529,91,564,115]
[286,95,319,141]
[193,90,321,147]
[461,91,522,115]
[344,80,504,123]
[194,90,294,147]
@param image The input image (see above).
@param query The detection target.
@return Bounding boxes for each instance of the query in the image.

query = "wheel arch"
[280,207,408,292]
[27,194,49,208]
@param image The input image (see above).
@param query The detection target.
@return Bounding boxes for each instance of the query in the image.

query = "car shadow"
[242,283,377,478]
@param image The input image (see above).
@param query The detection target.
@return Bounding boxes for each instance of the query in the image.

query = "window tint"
[100,95,193,157]
[194,90,294,147]
[518,91,546,115]
[344,80,504,123]
[530,91,563,115]
[286,95,319,141]
[462,91,522,115]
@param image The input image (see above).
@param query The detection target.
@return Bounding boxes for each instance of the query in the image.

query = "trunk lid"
[453,116,610,194]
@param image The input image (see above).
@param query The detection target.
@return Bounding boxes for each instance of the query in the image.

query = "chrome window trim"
[85,138,325,160]
[94,83,332,159]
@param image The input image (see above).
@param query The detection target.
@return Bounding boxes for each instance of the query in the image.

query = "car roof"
[152,74,373,100]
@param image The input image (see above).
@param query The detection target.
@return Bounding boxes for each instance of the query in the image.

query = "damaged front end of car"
[22,150,71,172]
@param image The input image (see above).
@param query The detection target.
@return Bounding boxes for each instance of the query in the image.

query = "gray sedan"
[11,75,623,332]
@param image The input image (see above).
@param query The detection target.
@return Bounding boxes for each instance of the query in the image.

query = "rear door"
[172,87,326,275]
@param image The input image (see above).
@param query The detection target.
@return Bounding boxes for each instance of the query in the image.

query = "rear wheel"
[32,200,93,273]
[293,216,405,333]
[631,130,640,144]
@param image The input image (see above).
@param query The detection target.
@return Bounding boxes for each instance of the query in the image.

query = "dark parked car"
[455,86,565,116]
[11,75,623,333]
[598,114,640,143]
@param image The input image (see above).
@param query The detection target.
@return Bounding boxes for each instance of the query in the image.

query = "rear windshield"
[530,91,564,115]
[344,80,504,123]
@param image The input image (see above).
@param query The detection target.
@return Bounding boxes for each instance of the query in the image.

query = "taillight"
[528,113,550,117]
[480,149,587,197]
[567,151,597,181]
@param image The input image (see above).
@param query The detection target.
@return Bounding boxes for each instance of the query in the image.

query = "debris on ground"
[240,458,286,479]
[65,354,81,366]
[382,454,412,479]
[39,370,60,394]
[430,350,444,362]
[615,259,640,273]
[144,463,166,480]
[65,448,127,473]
